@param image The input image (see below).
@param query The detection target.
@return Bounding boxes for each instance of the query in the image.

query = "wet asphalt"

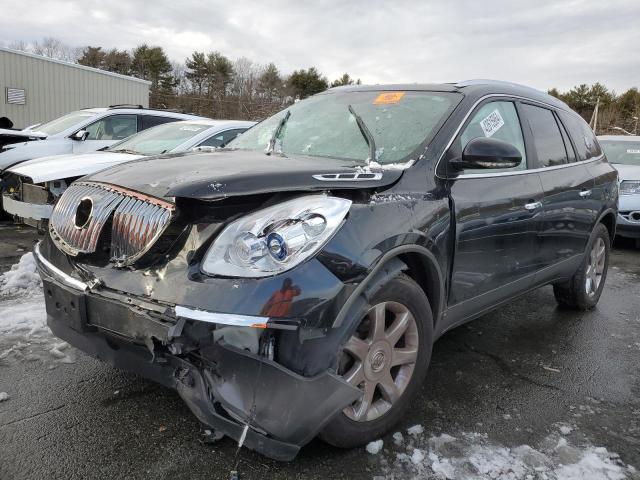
[0,224,639,480]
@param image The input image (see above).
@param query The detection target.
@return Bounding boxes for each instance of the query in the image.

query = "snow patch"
[0,252,41,296]
[407,424,424,436]
[366,439,384,454]
[374,430,633,479]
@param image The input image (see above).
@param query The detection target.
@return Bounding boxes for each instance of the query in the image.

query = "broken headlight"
[201,195,352,277]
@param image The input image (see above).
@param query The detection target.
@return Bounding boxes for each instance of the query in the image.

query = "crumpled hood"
[613,163,640,182]
[9,151,144,183]
[84,149,403,200]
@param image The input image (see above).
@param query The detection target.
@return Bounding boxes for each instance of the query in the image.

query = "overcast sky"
[1,0,638,92]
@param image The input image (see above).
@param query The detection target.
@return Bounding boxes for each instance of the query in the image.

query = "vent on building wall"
[6,88,26,105]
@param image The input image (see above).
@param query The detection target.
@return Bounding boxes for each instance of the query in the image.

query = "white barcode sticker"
[480,110,505,138]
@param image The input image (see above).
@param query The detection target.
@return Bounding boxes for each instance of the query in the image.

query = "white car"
[0,106,206,172]
[3,119,255,227]
[599,135,640,247]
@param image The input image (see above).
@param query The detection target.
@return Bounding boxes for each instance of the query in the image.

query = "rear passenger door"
[447,100,545,312]
[519,103,595,274]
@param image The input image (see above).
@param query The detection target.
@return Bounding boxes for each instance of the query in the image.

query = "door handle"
[579,189,592,198]
[524,201,542,211]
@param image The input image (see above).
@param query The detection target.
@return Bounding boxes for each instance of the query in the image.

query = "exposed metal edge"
[174,305,270,328]
[312,172,383,181]
[33,242,88,292]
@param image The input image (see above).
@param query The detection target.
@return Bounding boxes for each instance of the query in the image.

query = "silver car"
[2,119,255,227]
[0,106,206,172]
[599,135,640,247]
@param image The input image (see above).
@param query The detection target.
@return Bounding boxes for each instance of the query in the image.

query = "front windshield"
[34,111,98,136]
[600,140,640,166]
[228,90,461,164]
[108,122,213,155]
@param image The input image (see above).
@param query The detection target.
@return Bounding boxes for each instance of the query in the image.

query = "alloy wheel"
[339,301,419,422]
[585,237,606,297]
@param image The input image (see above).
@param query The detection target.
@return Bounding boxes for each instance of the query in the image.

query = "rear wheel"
[320,274,433,448]
[553,223,610,310]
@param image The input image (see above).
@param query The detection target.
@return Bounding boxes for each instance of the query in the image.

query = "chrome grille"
[49,182,175,266]
[110,195,173,266]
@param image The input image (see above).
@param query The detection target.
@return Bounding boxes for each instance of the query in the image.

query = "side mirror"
[72,130,89,141]
[451,137,522,170]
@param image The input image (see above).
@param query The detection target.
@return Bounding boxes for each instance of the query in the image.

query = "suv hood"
[9,151,144,183]
[85,149,403,200]
[612,163,640,181]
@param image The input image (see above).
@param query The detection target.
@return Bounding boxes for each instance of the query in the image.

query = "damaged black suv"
[34,80,618,460]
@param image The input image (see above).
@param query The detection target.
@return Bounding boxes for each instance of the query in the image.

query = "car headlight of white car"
[620,180,640,196]
[201,195,352,277]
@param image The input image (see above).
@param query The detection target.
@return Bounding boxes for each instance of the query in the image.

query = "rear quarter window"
[558,111,602,161]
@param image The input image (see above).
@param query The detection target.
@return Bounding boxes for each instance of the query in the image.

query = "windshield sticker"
[480,110,505,138]
[627,149,640,154]
[373,92,405,105]
[179,126,204,132]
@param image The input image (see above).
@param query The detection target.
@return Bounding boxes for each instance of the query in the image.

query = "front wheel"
[320,274,433,448]
[553,223,610,310]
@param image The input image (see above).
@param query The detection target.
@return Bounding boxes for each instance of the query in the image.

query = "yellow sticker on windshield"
[373,92,405,105]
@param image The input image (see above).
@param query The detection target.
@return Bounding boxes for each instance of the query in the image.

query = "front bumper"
[2,194,53,225]
[616,212,640,239]
[34,243,361,461]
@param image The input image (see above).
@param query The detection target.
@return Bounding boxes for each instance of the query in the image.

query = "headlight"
[620,180,640,195]
[202,195,351,277]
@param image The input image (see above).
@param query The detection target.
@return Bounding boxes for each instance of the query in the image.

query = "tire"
[320,274,433,448]
[553,223,610,310]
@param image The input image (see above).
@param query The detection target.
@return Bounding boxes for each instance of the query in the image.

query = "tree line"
[4,37,638,132]
[548,84,639,135]
[4,37,360,120]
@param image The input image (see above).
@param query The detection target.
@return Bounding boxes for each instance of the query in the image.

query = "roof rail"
[108,104,145,110]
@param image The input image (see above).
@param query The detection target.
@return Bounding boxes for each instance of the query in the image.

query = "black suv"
[34,80,618,460]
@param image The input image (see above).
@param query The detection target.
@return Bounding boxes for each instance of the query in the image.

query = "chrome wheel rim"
[585,237,606,297]
[339,301,419,422]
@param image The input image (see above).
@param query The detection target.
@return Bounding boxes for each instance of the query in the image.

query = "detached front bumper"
[2,194,53,226]
[34,243,361,461]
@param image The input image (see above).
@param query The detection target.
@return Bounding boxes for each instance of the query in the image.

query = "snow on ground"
[370,426,637,479]
[0,253,75,364]
[0,252,41,295]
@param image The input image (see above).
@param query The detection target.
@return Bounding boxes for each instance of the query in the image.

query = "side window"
[458,101,527,171]
[558,111,602,161]
[521,104,567,167]
[141,115,178,130]
[84,115,137,141]
[198,128,247,147]
[557,117,577,163]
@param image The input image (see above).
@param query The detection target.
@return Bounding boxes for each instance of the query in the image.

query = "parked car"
[33,80,617,461]
[598,135,640,247]
[0,105,206,172]
[2,119,255,228]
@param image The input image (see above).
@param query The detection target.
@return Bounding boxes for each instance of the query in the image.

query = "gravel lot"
[1,224,639,479]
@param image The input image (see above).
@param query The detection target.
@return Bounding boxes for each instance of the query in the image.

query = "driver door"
[446,100,545,318]
[72,114,138,154]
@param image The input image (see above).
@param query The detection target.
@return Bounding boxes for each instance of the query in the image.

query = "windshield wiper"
[348,105,377,164]
[266,110,290,156]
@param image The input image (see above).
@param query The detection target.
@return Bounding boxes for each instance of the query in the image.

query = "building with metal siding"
[0,47,150,129]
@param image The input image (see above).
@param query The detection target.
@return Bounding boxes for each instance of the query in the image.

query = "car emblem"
[74,197,94,229]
